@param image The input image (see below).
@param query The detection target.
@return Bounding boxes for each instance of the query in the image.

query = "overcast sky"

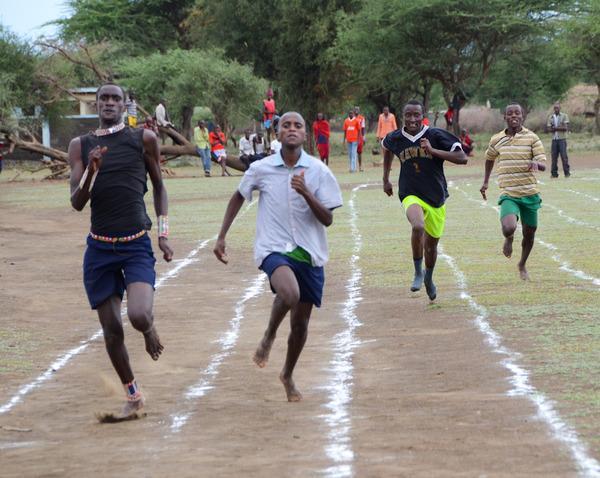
[0,0,71,39]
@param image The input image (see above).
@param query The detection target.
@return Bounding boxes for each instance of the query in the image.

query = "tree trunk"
[181,105,194,140]
[595,83,600,135]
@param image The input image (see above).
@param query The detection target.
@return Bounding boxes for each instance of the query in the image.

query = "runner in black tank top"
[68,83,173,422]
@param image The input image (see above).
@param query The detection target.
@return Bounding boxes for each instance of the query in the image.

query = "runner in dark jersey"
[382,100,467,301]
[68,83,173,422]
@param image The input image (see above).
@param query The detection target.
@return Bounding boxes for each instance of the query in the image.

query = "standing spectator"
[209,125,230,176]
[194,120,212,177]
[125,92,138,128]
[444,106,454,130]
[343,110,360,173]
[354,106,366,171]
[547,102,571,178]
[460,128,475,156]
[155,99,174,144]
[377,106,398,142]
[263,88,276,144]
[312,112,330,165]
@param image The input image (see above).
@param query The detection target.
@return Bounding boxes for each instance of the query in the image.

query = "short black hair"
[504,103,523,114]
[403,99,424,113]
[96,82,125,100]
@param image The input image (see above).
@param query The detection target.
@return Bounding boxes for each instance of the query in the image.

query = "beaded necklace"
[94,122,126,137]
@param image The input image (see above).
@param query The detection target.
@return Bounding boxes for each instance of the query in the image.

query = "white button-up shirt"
[238,150,343,267]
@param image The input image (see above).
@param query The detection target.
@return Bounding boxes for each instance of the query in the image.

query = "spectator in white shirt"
[214,111,342,402]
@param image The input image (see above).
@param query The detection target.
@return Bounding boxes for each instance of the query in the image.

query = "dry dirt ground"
[0,178,590,477]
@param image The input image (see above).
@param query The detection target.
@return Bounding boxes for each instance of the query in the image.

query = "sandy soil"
[0,183,582,477]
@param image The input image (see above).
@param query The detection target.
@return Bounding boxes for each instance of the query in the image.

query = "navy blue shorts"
[83,233,156,309]
[260,253,325,307]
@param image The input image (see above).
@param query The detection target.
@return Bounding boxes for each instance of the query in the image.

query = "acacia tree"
[55,0,196,54]
[562,0,600,133]
[189,0,362,151]
[474,37,574,113]
[334,0,575,133]
[118,48,267,140]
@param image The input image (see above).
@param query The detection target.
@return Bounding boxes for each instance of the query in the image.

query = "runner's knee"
[128,307,152,332]
[278,288,300,309]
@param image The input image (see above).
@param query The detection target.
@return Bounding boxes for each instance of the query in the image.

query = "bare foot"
[280,373,303,402]
[143,326,163,361]
[253,337,273,368]
[503,235,514,258]
[96,397,146,423]
[518,263,530,281]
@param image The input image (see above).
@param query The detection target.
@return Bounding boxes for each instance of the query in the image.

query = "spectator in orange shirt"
[209,125,231,176]
[354,106,366,171]
[377,106,398,142]
[343,110,361,173]
[263,89,276,143]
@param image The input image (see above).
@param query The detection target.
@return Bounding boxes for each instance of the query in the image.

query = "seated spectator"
[460,128,475,156]
[143,116,159,135]
[239,129,254,166]
[253,130,267,156]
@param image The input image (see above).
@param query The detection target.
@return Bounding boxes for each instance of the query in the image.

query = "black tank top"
[80,127,152,236]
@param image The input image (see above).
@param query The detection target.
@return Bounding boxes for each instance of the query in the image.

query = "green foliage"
[0,26,40,118]
[189,0,361,118]
[55,0,196,54]
[117,48,267,129]
[333,0,576,119]
[474,37,574,111]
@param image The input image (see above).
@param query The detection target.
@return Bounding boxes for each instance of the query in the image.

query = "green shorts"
[499,194,542,227]
[401,195,446,239]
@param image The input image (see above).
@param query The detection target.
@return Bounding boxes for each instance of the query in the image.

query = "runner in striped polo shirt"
[480,103,547,281]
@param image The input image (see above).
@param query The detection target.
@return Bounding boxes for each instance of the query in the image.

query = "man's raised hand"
[88,145,107,172]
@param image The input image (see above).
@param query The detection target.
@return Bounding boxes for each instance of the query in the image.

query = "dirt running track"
[0,183,579,477]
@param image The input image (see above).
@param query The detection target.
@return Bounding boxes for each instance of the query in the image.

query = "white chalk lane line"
[439,247,600,477]
[0,201,256,415]
[320,183,371,478]
[169,274,266,433]
[450,184,600,290]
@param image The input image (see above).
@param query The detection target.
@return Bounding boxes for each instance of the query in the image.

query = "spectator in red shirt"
[209,125,231,176]
[460,128,475,156]
[312,112,330,165]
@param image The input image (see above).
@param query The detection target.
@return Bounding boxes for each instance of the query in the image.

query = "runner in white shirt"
[214,111,342,402]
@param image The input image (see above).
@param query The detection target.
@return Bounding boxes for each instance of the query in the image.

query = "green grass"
[1,147,599,456]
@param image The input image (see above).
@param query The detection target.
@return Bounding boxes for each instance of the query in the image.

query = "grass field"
[1,135,599,461]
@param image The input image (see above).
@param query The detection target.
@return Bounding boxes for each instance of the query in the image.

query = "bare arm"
[69,137,105,211]
[290,171,333,227]
[421,138,468,164]
[382,147,394,196]
[144,129,173,262]
[480,159,495,200]
[214,191,246,263]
